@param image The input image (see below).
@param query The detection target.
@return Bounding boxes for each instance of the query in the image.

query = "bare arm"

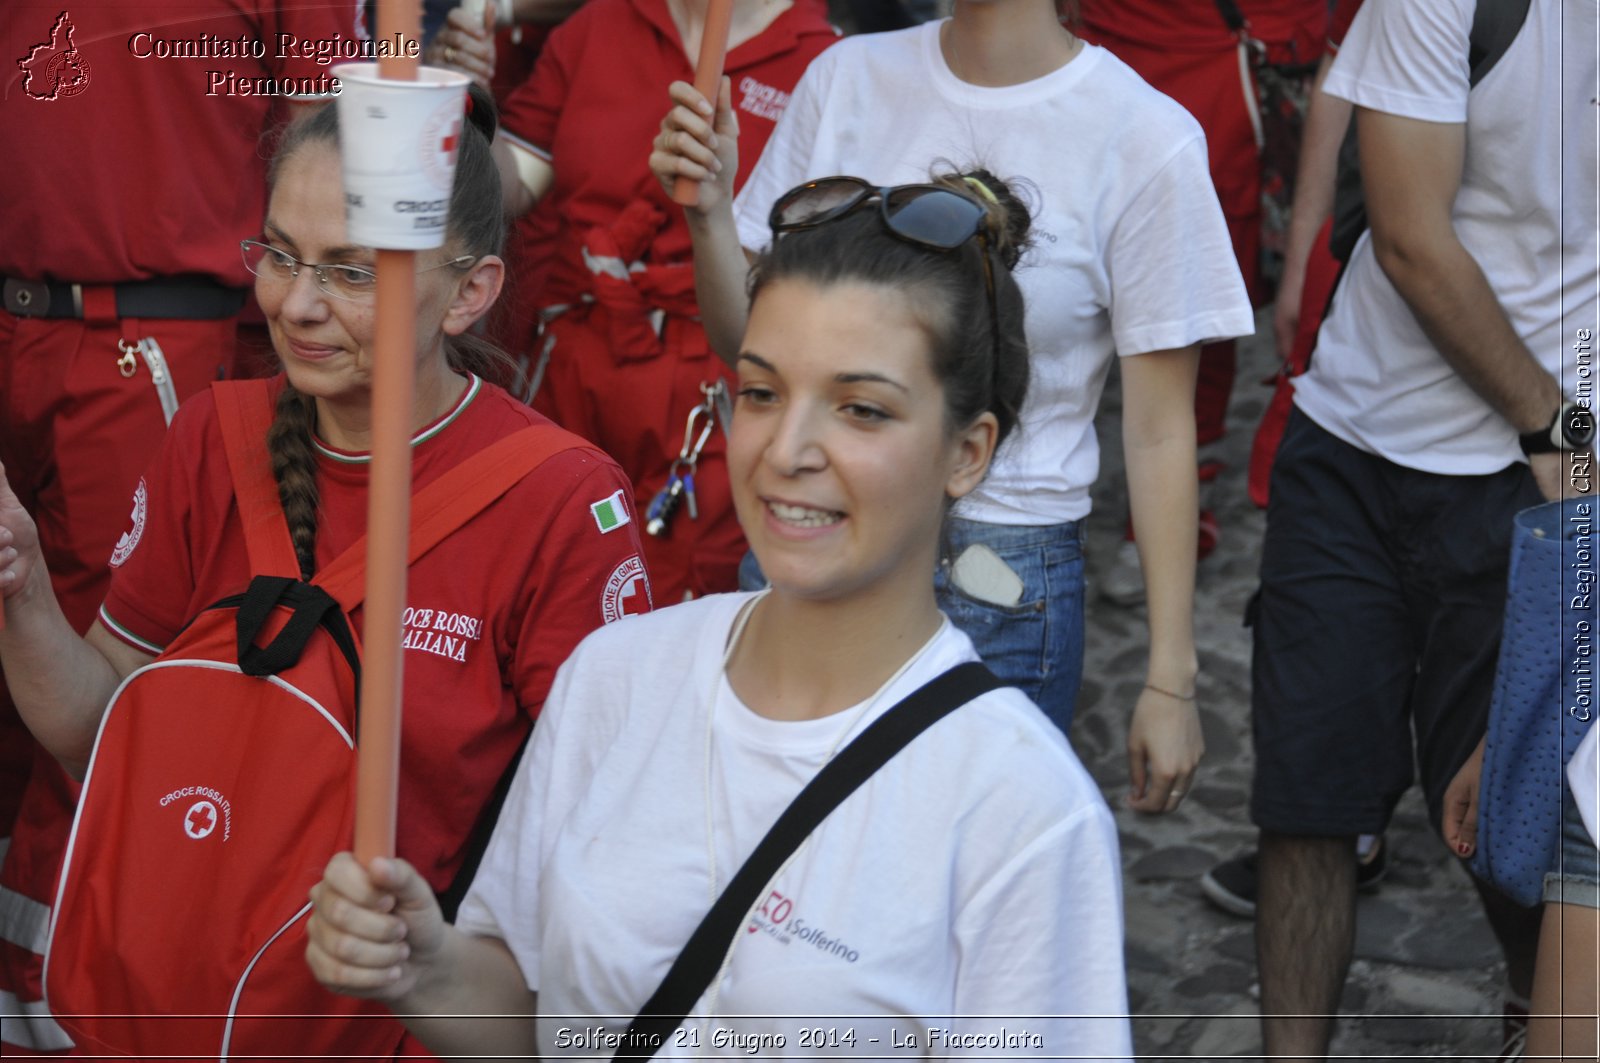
[1358,106,1566,495]
[1120,346,1205,814]
[0,462,151,777]
[649,78,753,365]
[1272,52,1353,361]
[494,138,553,217]
[308,853,540,1059]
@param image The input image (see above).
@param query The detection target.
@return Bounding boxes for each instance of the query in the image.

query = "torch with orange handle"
[672,0,735,208]
[353,0,423,869]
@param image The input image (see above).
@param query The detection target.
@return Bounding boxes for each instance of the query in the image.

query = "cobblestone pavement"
[1078,313,1513,1061]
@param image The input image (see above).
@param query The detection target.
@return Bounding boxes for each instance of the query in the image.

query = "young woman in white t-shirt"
[304,171,1132,1058]
[650,0,1257,814]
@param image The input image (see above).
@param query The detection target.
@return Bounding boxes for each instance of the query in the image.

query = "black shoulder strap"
[1326,0,1533,266]
[436,725,534,923]
[1212,0,1246,34]
[1468,0,1532,84]
[612,660,1004,1060]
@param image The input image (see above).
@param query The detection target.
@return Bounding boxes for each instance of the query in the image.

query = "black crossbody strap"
[613,660,1003,1060]
[1212,0,1247,34]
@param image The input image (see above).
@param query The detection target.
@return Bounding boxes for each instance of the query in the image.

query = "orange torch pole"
[671,0,735,207]
[354,0,422,868]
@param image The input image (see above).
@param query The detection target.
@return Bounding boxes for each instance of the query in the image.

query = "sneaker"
[1498,998,1528,1062]
[1199,837,1389,918]
[1199,851,1261,917]
[1099,538,1146,607]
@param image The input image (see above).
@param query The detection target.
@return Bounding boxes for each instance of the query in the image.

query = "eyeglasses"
[240,239,475,302]
[768,176,1000,374]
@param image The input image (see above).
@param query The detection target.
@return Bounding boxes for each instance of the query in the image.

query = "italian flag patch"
[590,489,631,534]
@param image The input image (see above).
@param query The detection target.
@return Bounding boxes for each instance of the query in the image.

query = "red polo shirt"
[496,0,837,308]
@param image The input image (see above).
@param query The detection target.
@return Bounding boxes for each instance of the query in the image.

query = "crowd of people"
[0,0,1594,1059]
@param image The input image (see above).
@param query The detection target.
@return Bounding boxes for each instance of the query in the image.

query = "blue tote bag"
[1472,497,1600,907]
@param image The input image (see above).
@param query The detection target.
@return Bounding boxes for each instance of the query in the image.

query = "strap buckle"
[3,278,54,317]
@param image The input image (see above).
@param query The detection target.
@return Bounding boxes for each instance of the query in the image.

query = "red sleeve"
[99,395,226,655]
[497,10,580,160]
[508,453,652,716]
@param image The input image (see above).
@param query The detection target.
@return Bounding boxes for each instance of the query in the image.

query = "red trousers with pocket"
[0,308,229,1053]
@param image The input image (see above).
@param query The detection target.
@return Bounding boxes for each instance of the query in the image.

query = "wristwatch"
[1519,401,1597,455]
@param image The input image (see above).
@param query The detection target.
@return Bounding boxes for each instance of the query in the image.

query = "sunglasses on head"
[767,176,1002,380]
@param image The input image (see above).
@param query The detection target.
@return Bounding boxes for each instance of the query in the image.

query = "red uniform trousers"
[1247,217,1342,508]
[531,306,742,603]
[0,309,230,1053]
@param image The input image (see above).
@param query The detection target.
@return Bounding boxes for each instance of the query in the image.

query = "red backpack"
[44,380,572,1059]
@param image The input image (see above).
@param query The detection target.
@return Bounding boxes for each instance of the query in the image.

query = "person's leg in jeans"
[1530,792,1600,1061]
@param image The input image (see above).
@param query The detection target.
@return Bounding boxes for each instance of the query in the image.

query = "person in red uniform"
[432,0,837,603]
[1075,0,1326,599]
[0,2,362,1050]
[0,83,650,1055]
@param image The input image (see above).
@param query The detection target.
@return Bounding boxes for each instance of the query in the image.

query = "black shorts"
[1249,407,1545,836]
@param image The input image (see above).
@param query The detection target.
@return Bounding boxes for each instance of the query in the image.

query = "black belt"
[2,275,248,321]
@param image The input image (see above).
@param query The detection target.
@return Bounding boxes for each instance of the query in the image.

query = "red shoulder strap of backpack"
[213,380,302,579]
[313,423,586,610]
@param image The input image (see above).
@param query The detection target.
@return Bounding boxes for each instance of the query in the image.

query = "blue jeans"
[737,518,1086,734]
[933,518,1086,735]
[1545,779,1600,909]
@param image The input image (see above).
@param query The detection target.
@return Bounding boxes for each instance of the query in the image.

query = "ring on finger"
[445,44,455,63]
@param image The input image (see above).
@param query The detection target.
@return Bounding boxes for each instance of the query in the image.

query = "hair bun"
[936,168,1032,272]
[463,81,498,142]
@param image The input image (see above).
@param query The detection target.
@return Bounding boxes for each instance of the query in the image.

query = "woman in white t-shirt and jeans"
[651,0,1255,813]
[304,171,1133,1058]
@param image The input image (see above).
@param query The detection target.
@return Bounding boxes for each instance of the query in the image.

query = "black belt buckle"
[3,278,57,317]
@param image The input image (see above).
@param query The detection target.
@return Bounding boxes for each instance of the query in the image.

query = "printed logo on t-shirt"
[401,605,483,663]
[158,784,233,842]
[746,889,861,964]
[600,555,651,623]
[737,76,790,123]
[109,478,148,568]
[589,489,632,534]
[17,11,92,101]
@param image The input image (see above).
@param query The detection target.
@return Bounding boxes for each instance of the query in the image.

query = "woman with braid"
[0,85,648,974]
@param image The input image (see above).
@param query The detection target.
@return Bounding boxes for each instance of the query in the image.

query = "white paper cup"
[332,63,470,250]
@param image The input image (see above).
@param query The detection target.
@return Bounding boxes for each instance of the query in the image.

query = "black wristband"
[1520,402,1597,455]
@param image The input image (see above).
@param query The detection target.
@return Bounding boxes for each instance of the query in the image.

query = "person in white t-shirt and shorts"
[1246,0,1598,1057]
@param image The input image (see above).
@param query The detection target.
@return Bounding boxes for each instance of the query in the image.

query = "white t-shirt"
[458,593,1132,1060]
[1296,0,1599,473]
[732,22,1254,525]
